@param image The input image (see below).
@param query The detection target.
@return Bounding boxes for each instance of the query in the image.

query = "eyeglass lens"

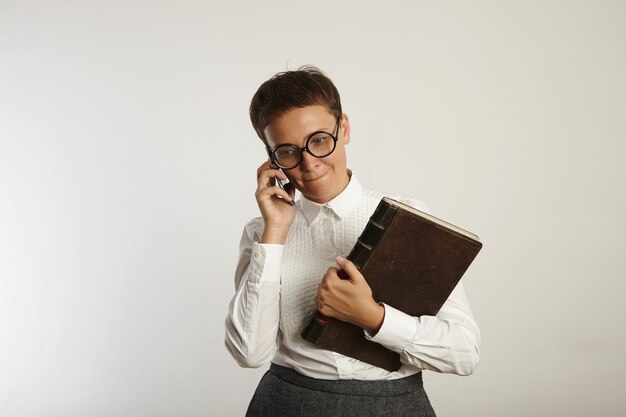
[273,132,336,169]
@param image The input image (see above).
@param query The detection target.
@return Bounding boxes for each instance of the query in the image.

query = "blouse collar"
[299,171,362,224]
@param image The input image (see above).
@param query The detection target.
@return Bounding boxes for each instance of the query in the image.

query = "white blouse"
[225,175,480,380]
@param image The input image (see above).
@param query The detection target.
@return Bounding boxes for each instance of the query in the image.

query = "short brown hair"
[249,66,343,145]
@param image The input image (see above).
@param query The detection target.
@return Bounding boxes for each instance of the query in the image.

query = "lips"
[302,168,331,182]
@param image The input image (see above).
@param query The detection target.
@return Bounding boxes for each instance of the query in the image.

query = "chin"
[302,185,336,203]
[296,167,345,203]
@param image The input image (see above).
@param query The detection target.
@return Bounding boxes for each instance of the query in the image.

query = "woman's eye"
[277,149,296,159]
[311,136,329,146]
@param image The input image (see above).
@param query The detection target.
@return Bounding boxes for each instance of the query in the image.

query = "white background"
[1,1,625,416]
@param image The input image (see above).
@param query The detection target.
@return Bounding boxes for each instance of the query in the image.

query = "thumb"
[336,256,364,282]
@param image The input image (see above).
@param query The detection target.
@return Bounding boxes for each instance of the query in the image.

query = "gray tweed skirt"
[245,363,436,417]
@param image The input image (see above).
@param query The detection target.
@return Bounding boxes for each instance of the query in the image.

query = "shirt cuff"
[248,243,284,283]
[364,303,417,352]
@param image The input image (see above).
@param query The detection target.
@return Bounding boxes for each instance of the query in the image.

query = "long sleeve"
[362,197,481,376]
[224,219,284,368]
[365,281,480,375]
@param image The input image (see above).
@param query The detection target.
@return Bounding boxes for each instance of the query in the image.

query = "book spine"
[301,199,399,343]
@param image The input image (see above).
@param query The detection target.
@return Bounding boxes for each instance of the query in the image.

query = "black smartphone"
[276,168,296,206]
[266,146,295,206]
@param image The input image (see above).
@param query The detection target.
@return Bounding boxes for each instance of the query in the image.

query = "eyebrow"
[287,121,338,144]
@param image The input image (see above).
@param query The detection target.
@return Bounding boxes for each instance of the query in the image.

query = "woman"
[225,66,480,416]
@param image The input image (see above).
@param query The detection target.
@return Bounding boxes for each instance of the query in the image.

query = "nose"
[299,150,319,171]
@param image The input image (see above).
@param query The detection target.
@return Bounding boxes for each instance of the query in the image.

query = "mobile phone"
[266,147,295,206]
[276,168,296,206]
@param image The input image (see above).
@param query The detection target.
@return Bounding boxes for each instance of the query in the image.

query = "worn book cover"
[301,197,482,371]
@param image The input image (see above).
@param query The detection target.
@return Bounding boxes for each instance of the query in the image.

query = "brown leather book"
[301,197,482,371]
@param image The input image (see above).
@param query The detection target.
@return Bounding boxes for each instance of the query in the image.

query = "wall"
[1,1,625,416]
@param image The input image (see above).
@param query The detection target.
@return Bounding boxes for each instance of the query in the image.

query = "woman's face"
[264,105,351,204]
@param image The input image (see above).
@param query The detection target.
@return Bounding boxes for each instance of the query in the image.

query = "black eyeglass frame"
[265,117,342,170]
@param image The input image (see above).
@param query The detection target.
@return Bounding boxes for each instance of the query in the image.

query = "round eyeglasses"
[266,117,341,170]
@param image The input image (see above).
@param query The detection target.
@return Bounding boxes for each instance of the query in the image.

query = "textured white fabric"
[225,175,480,380]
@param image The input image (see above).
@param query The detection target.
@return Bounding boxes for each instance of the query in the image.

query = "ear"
[340,113,351,145]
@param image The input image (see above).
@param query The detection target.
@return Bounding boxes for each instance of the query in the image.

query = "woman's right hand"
[255,161,296,244]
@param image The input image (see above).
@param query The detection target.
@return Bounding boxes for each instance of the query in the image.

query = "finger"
[256,161,286,182]
[256,185,294,202]
[335,256,364,282]
[256,163,280,182]
[314,293,323,311]
[257,168,288,190]
[316,292,334,316]
[323,267,341,284]
[315,286,328,312]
